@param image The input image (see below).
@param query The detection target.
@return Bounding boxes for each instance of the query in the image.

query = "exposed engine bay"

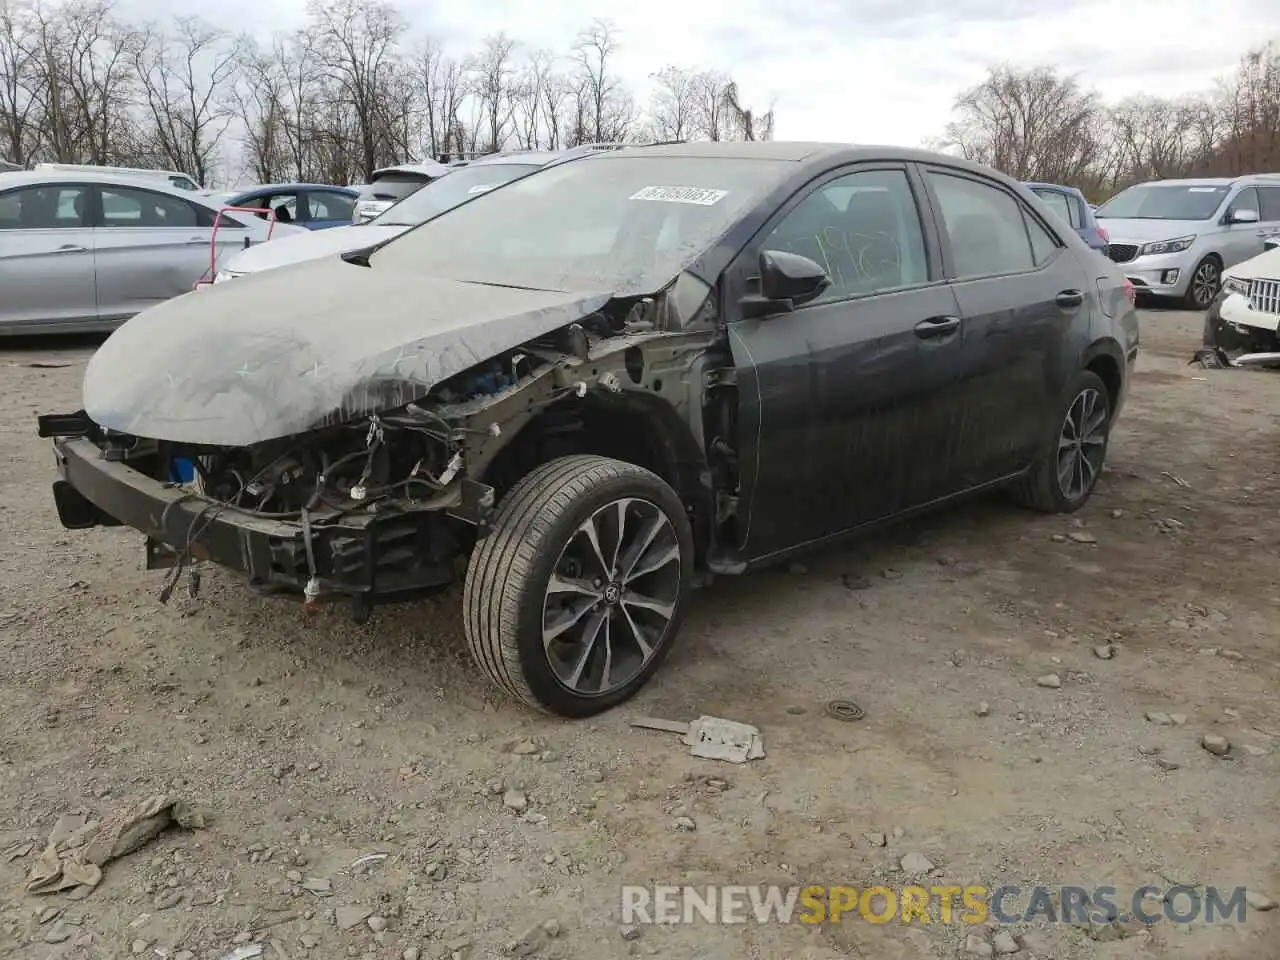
[84,276,741,616]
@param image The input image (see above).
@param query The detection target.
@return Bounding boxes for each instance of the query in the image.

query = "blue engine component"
[462,366,514,398]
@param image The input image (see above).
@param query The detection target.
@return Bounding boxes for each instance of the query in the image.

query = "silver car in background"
[0,170,305,335]
[1095,174,1280,308]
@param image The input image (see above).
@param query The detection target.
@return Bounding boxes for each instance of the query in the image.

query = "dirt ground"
[1,307,1278,960]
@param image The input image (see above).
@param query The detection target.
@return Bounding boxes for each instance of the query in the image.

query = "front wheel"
[463,455,694,718]
[1009,370,1112,514]
[1183,256,1221,310]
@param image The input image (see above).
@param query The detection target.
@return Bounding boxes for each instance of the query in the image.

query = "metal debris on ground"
[1159,471,1191,488]
[219,946,265,960]
[25,795,207,896]
[825,699,865,722]
[631,715,766,763]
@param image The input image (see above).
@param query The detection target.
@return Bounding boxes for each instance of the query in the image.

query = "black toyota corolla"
[38,141,1140,718]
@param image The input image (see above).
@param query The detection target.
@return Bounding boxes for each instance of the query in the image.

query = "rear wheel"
[463,455,693,718]
[1009,370,1112,514]
[1183,256,1221,310]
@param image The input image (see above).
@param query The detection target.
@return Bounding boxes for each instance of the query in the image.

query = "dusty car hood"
[83,258,609,447]
[1224,245,1280,280]
[223,223,409,275]
[1092,217,1202,243]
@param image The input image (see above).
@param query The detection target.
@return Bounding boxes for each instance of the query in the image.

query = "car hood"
[1093,217,1205,243]
[223,223,409,274]
[82,258,610,447]
[1224,245,1280,281]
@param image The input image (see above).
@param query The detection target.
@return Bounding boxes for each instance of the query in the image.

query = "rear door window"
[1032,188,1074,228]
[929,172,1040,279]
[1257,187,1280,222]
[100,186,200,228]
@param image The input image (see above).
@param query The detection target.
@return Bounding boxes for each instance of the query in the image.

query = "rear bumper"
[46,429,487,603]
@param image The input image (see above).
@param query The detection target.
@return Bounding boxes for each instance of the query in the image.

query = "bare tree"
[414,38,467,160]
[0,0,41,164]
[721,81,774,141]
[570,19,633,143]
[29,0,141,164]
[690,69,732,141]
[647,65,698,141]
[941,64,1102,185]
[467,32,517,153]
[308,0,406,179]
[133,17,238,184]
[0,0,778,185]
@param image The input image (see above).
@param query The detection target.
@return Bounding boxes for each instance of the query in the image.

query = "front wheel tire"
[1009,370,1112,514]
[463,455,694,718]
[1183,256,1221,310]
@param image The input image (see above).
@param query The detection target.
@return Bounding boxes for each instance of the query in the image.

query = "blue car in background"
[224,183,358,230]
[1024,181,1110,253]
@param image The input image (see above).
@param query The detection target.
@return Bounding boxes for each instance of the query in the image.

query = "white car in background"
[0,169,305,335]
[1200,241,1280,368]
[350,160,452,224]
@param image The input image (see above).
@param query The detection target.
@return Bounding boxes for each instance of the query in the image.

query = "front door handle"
[914,315,961,339]
[56,243,87,252]
[1056,289,1085,308]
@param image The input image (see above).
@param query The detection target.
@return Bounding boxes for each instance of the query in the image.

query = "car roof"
[1131,177,1237,187]
[601,140,1011,178]
[231,183,357,195]
[468,151,563,168]
[0,168,218,199]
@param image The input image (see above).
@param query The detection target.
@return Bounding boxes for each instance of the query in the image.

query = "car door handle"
[914,315,961,338]
[56,243,87,252]
[186,237,208,245]
[1056,289,1085,308]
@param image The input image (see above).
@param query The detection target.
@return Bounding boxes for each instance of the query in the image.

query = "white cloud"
[123,0,1276,148]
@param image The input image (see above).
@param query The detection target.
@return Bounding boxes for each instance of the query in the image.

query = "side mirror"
[740,249,831,319]
[1266,236,1280,251]
[1229,208,1260,224]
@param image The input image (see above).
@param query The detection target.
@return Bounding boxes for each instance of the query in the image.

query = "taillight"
[1097,224,1110,244]
[1123,279,1136,305]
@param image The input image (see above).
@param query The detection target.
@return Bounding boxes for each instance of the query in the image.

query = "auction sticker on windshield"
[630,186,729,205]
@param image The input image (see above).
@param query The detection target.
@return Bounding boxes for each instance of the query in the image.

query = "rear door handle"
[913,315,961,338]
[1056,289,1085,308]
[57,243,87,252]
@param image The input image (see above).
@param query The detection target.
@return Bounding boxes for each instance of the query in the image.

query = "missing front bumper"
[45,432,494,604]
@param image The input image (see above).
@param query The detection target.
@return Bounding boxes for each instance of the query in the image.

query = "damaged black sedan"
[39,142,1140,717]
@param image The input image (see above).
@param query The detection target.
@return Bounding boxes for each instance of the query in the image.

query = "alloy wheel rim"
[1057,388,1108,501]
[1192,262,1219,307]
[541,497,682,696]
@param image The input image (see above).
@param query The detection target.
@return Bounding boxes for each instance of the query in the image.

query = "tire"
[1183,255,1222,310]
[1009,370,1112,514]
[463,454,694,718]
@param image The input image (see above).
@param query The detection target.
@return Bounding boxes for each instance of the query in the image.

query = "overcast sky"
[123,0,1278,147]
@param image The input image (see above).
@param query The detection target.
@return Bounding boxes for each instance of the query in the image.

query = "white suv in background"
[1095,174,1280,309]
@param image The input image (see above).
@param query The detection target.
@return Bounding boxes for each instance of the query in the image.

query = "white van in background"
[32,163,204,192]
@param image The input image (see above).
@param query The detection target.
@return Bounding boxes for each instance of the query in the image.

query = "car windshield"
[1095,184,1229,220]
[370,155,789,294]
[375,162,542,226]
